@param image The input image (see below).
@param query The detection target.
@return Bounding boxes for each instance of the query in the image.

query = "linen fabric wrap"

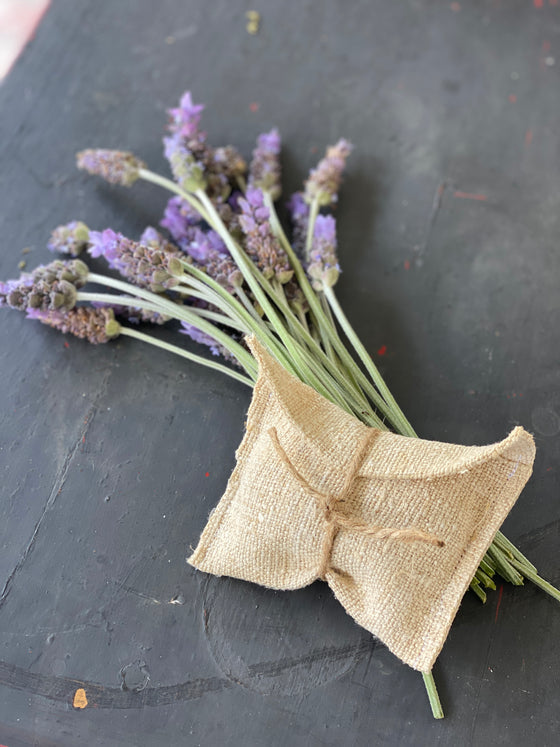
[189,337,536,671]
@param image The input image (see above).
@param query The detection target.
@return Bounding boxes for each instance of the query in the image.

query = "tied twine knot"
[268,427,444,580]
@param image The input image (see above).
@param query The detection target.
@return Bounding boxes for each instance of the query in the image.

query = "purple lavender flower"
[91,300,170,326]
[26,306,120,343]
[179,226,227,262]
[167,91,205,138]
[238,187,293,283]
[76,149,146,186]
[303,139,353,207]
[306,214,340,289]
[248,128,281,200]
[179,322,221,356]
[180,321,242,366]
[163,132,207,192]
[164,92,246,200]
[0,259,88,312]
[160,196,201,242]
[47,221,90,256]
[287,191,309,258]
[88,229,181,292]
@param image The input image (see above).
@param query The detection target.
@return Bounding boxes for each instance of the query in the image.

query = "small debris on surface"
[18,260,26,270]
[246,10,260,34]
[170,594,185,605]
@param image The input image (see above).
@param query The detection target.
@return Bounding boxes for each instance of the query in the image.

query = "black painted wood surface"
[0,1,559,744]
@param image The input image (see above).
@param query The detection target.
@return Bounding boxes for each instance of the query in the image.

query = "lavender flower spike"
[26,307,120,344]
[88,229,181,293]
[303,139,353,207]
[168,91,205,138]
[238,187,293,284]
[0,259,88,313]
[306,214,340,290]
[47,221,90,256]
[248,129,281,200]
[160,196,202,243]
[287,191,309,259]
[76,149,146,187]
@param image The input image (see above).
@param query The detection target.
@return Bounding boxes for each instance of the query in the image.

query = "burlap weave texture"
[189,338,535,671]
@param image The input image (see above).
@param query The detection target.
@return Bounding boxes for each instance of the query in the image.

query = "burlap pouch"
[189,337,535,671]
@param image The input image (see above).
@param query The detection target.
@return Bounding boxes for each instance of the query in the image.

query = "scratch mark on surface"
[0,364,113,608]
[0,638,374,710]
[0,406,99,608]
[416,179,448,261]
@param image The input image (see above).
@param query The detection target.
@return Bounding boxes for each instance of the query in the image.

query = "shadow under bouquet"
[1,91,558,718]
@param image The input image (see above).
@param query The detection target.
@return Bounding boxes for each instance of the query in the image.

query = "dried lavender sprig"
[248,129,282,200]
[88,229,181,293]
[77,149,146,187]
[26,306,120,343]
[238,188,293,283]
[0,259,88,313]
[303,139,353,207]
[48,221,90,256]
[287,192,309,259]
[306,214,340,290]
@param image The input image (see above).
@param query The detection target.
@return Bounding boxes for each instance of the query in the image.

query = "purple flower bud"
[88,230,181,292]
[160,196,201,242]
[167,91,205,139]
[180,321,242,366]
[238,188,293,283]
[163,133,207,192]
[248,128,281,200]
[47,221,90,256]
[0,259,88,313]
[287,192,309,259]
[26,306,120,343]
[303,139,352,207]
[76,149,146,187]
[306,214,340,290]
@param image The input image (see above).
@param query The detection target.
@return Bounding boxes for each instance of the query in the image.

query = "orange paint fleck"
[205,472,209,477]
[453,191,487,201]
[249,102,260,112]
[377,345,387,356]
[450,2,461,10]
[73,688,88,709]
[404,259,411,271]
[508,94,517,103]
[525,129,533,146]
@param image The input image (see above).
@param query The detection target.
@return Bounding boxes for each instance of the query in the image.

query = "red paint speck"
[205,472,210,477]
[542,40,551,53]
[547,466,553,471]
[249,102,260,112]
[550,0,559,6]
[404,259,411,271]
[377,345,387,356]
[495,583,504,622]
[453,191,488,201]
[310,146,318,154]
[82,435,86,444]
[508,94,517,103]
[525,129,533,146]
[64,341,69,348]
[534,0,544,8]
[450,1,461,10]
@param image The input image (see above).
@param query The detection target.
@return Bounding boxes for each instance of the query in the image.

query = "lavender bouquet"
[1,91,558,718]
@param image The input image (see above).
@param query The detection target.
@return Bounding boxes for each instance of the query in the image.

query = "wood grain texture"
[0,0,559,744]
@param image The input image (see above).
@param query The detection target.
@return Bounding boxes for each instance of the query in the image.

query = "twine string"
[268,427,444,579]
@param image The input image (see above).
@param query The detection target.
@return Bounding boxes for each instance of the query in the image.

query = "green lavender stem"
[119,326,253,387]
[422,671,444,719]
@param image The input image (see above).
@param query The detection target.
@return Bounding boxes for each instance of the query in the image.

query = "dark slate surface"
[0,1,559,744]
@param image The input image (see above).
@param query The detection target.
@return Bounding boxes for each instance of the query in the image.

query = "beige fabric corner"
[188,337,535,671]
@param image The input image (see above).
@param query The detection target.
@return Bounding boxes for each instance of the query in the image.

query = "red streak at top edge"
[494,583,504,623]
[453,191,487,201]
[534,0,544,8]
[377,345,387,356]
